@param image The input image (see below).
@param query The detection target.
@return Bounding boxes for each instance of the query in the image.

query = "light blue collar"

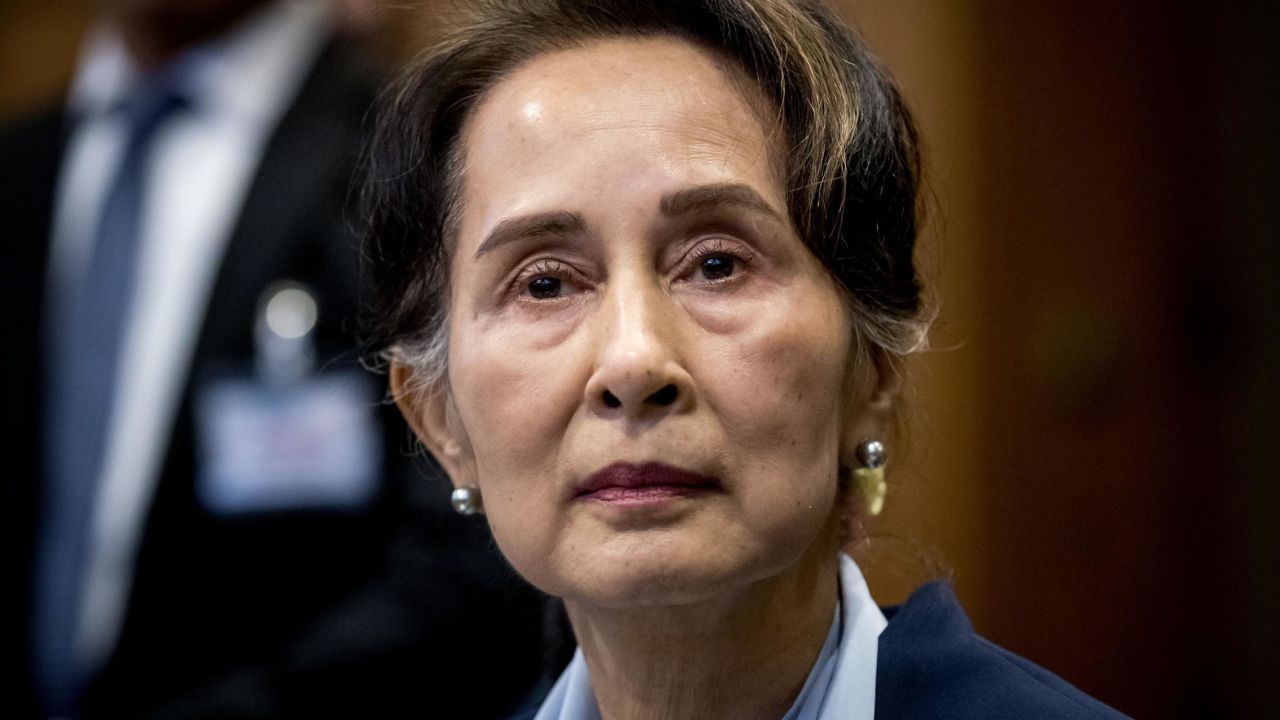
[533,554,886,720]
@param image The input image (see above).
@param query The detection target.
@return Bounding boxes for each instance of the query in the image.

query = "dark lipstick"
[575,462,721,504]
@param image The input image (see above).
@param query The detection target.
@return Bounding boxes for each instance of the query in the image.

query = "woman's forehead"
[455,36,787,247]
[473,35,769,131]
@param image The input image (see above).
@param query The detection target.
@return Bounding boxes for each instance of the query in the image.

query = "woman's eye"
[527,276,562,299]
[699,255,736,280]
[683,238,751,284]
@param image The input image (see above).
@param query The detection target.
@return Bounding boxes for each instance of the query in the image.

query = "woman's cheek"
[703,286,847,421]
[452,313,587,465]
[700,293,849,501]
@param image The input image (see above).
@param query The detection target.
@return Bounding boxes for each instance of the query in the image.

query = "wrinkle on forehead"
[457,35,788,224]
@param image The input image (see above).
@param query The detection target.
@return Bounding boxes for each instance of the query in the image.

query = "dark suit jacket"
[875,581,1128,719]
[1,36,549,719]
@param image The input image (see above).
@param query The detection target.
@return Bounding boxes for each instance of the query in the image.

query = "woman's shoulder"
[875,581,1130,720]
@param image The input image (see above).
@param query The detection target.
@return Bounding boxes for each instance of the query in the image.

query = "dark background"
[3,1,1276,717]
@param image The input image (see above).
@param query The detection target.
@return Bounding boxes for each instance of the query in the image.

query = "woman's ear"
[389,360,477,490]
[840,347,902,464]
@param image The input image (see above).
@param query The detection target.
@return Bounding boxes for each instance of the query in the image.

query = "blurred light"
[264,286,317,340]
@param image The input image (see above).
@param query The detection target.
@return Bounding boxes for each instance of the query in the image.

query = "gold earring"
[853,440,887,516]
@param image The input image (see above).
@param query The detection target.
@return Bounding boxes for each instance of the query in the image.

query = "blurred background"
[2,1,1276,718]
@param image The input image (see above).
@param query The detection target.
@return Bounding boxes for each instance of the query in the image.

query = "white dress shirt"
[46,0,333,671]
[532,554,888,720]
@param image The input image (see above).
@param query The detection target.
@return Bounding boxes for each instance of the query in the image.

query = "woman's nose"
[584,282,694,419]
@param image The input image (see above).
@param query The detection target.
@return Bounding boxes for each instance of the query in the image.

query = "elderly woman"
[361,1,1126,718]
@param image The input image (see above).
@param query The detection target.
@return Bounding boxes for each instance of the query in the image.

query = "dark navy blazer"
[875,581,1128,719]
[512,580,1129,719]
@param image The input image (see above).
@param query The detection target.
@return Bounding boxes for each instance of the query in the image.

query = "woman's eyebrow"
[473,184,778,260]
[659,183,784,222]
[474,210,587,259]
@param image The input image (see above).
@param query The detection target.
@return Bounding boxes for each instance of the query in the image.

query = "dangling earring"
[853,440,887,516]
[451,486,484,516]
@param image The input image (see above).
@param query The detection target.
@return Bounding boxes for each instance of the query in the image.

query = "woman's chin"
[551,535,787,610]
[568,566,740,609]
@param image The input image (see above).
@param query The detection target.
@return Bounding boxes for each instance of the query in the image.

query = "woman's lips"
[575,461,721,504]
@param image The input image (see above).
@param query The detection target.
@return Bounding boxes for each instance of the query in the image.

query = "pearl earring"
[450,486,484,516]
[853,440,887,516]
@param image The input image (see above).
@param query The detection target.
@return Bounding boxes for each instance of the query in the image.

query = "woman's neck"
[564,548,841,720]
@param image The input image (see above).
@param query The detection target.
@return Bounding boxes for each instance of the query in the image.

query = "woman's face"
[397,37,887,607]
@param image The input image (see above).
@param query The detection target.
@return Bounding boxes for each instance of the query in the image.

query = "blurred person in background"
[0,0,550,717]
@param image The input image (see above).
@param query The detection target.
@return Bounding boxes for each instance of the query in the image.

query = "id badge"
[193,282,381,515]
[194,371,382,514]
